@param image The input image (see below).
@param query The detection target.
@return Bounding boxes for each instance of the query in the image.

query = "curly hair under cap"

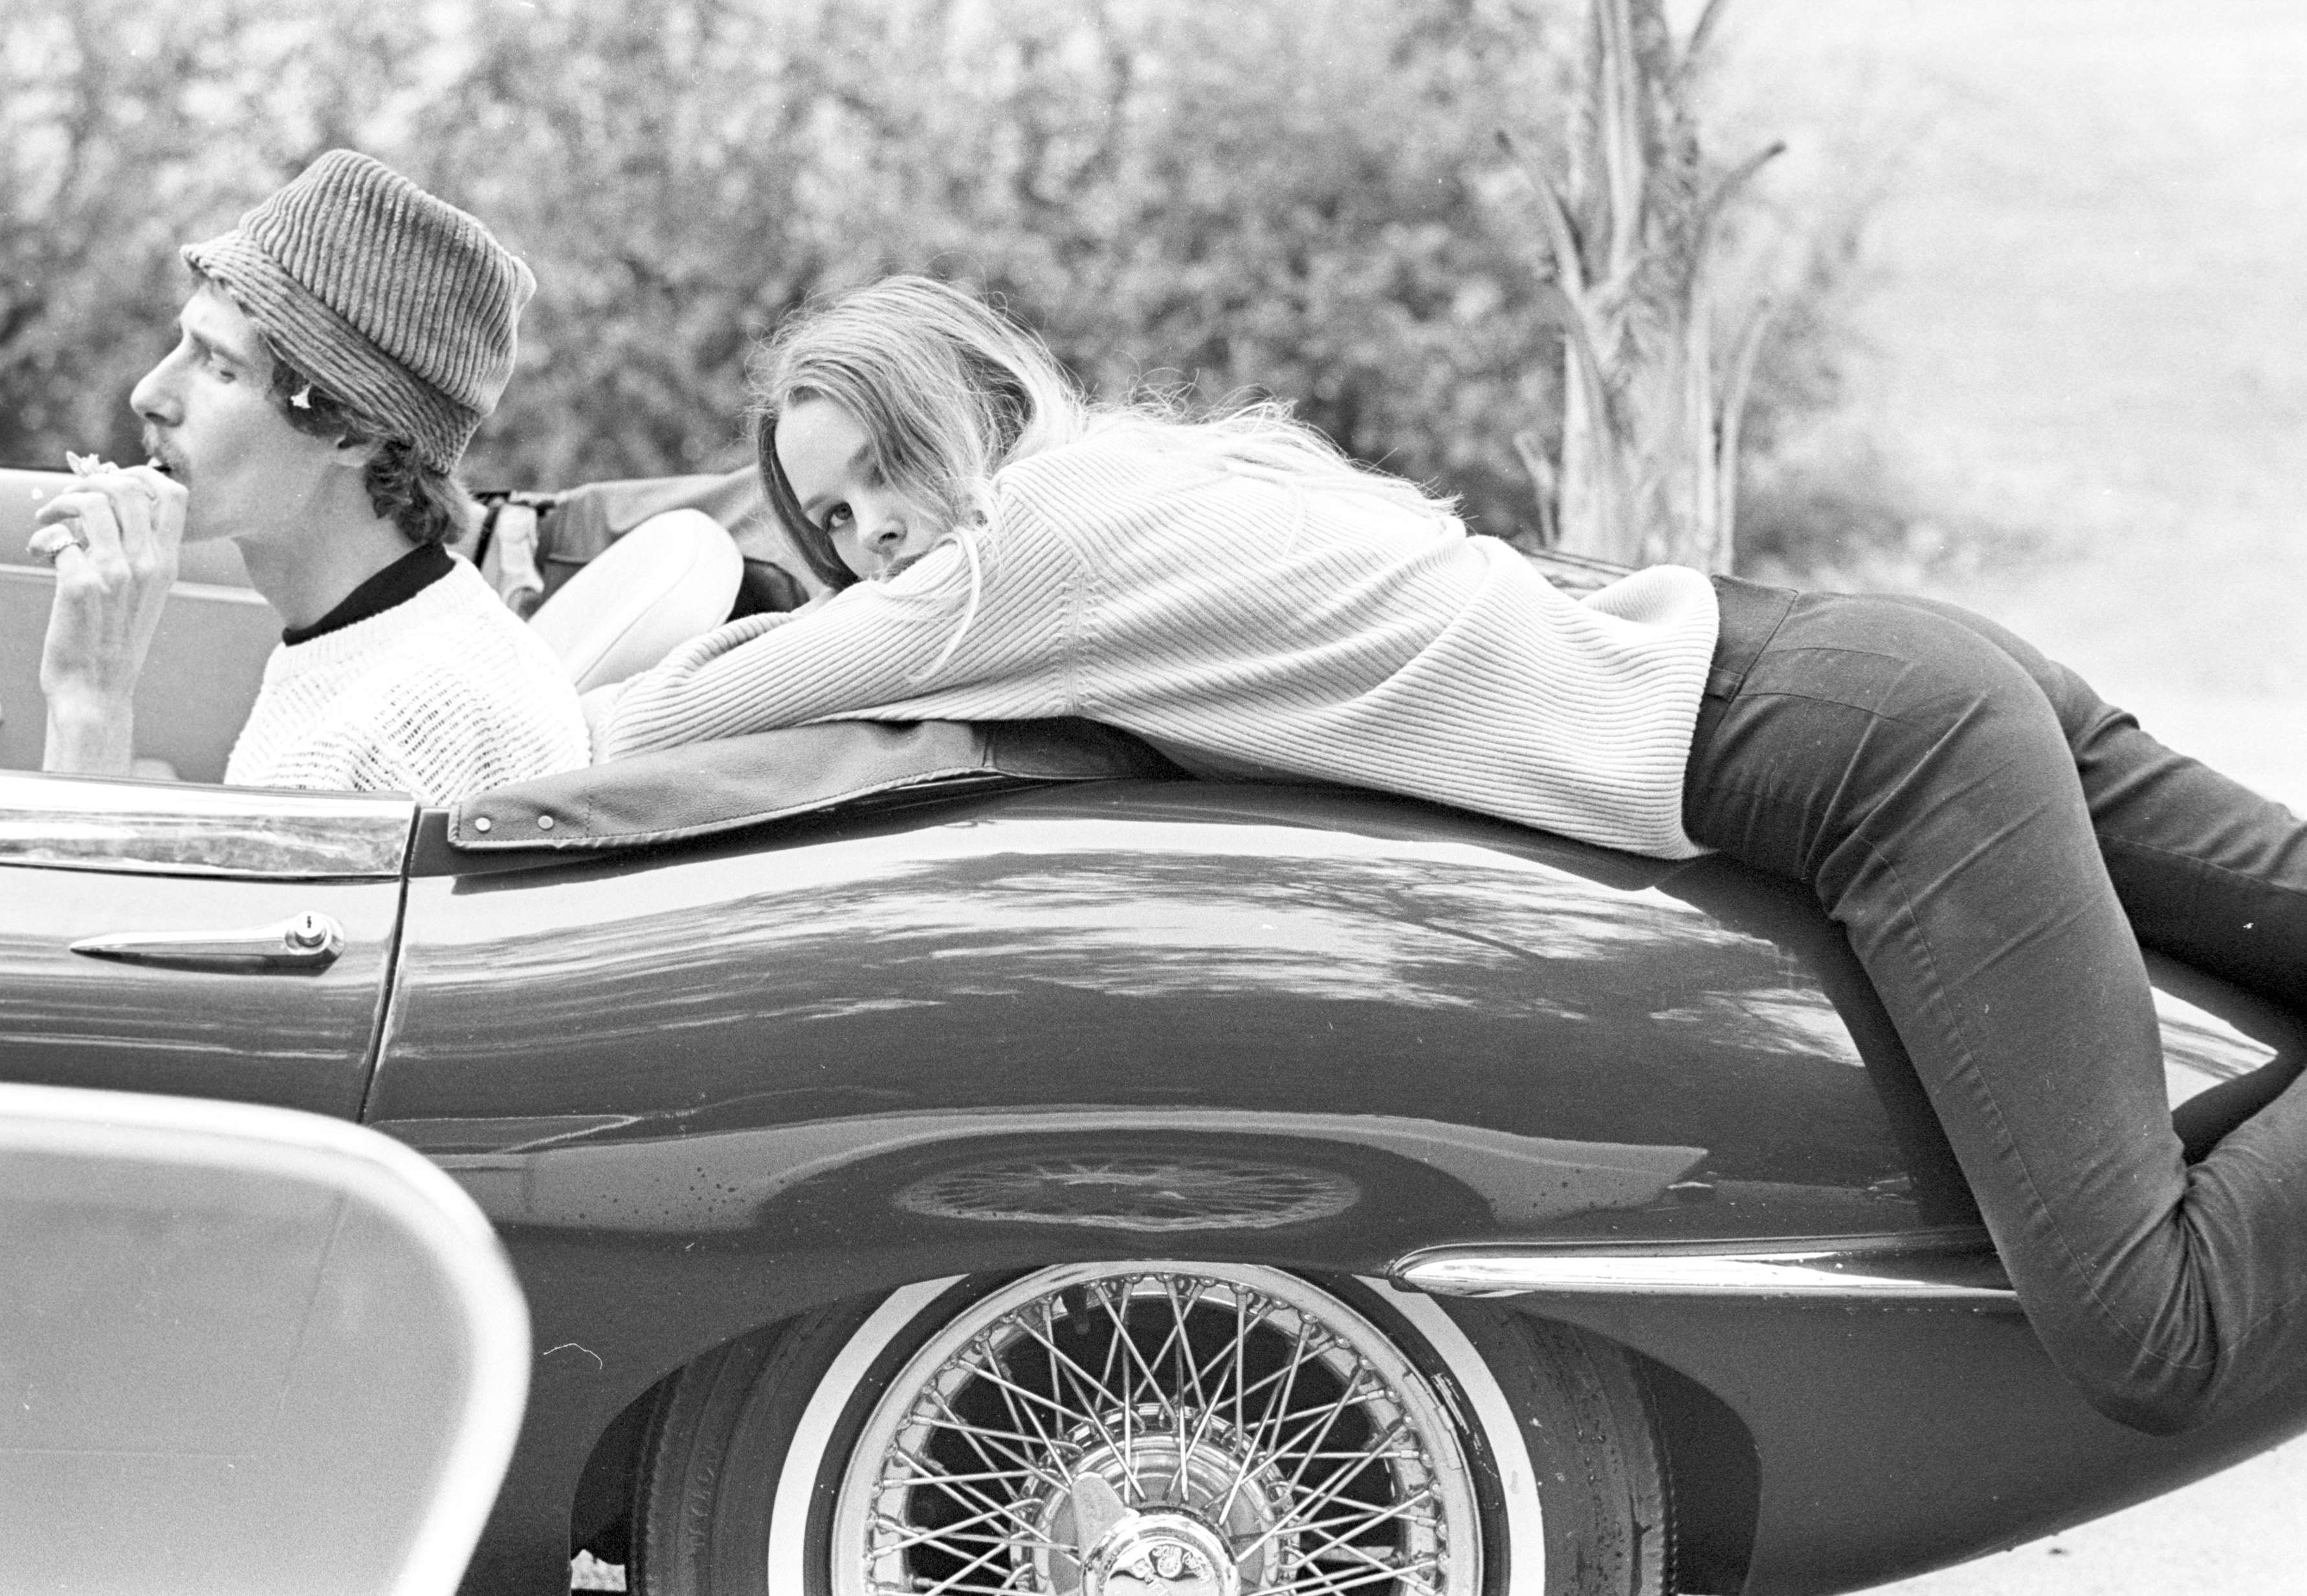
[265,345,477,549]
[749,276,1088,589]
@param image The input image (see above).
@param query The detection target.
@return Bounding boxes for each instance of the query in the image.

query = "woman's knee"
[2066,1336,2288,1436]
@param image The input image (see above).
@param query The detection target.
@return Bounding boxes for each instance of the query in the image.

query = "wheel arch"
[564,1311,818,1570]
[566,1279,1762,1593]
[568,1375,670,1568]
[1621,1341,1761,1596]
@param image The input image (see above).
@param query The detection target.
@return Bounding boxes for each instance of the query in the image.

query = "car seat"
[0,1081,529,1595]
[525,507,745,693]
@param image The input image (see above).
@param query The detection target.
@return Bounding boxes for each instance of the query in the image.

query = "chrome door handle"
[69,911,346,974]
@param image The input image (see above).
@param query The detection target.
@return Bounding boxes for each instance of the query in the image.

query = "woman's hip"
[1681,579,2089,890]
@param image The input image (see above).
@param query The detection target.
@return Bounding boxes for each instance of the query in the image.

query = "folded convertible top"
[481,466,827,618]
[449,718,1177,852]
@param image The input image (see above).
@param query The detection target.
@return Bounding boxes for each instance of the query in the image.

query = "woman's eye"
[824,504,854,531]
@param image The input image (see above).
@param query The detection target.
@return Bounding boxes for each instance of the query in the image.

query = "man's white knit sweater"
[226,557,588,804]
[598,430,1721,858]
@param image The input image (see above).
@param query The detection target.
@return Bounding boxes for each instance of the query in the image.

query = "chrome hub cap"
[1077,1505,1237,1596]
[830,1264,1478,1596]
[1030,1427,1292,1592]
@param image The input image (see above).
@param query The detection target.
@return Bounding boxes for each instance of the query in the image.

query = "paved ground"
[1721,3,2306,1590]
[1860,1437,2307,1596]
[1729,0,2307,704]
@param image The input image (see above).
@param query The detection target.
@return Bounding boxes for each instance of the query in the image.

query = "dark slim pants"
[1683,576,2307,1434]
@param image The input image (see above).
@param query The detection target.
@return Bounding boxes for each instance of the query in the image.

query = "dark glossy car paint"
[10,767,2276,1594]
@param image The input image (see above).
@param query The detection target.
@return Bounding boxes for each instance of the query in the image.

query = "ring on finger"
[28,524,89,566]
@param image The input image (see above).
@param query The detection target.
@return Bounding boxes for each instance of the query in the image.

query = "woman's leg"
[1684,584,2307,1434]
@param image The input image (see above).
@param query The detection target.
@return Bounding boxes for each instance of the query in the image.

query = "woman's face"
[776,397,947,581]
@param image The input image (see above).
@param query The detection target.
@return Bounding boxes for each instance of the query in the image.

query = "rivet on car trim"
[536,814,556,830]
[473,816,492,833]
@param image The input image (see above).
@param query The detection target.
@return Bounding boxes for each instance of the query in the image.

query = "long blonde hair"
[749,274,1457,589]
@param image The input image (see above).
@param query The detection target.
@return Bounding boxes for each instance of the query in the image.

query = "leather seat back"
[0,1081,529,1594]
[527,507,744,693]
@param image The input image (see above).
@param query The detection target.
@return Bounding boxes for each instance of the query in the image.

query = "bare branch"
[1496,130,1589,298]
[1591,0,1647,284]
[1681,0,1735,83]
[1714,296,1777,562]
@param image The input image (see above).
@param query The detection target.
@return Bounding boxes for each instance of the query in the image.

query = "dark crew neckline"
[282,542,457,647]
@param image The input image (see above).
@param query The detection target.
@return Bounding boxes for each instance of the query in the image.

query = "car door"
[0,772,411,1118]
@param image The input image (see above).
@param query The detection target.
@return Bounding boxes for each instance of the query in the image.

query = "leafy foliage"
[3,0,1864,555]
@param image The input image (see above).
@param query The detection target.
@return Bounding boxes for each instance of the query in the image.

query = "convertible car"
[3,461,2304,1596]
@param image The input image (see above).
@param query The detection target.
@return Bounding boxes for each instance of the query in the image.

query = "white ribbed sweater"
[598,432,1722,858]
[226,559,589,804]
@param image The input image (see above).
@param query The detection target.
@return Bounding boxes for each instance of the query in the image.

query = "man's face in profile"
[128,282,346,548]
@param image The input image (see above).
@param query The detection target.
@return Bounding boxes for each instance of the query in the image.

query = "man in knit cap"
[30,149,587,803]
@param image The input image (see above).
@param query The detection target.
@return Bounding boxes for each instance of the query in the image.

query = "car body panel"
[1525,1291,2307,1596]
[0,773,412,1119]
[373,782,1939,1225]
[350,774,2307,1594]
[0,863,402,1118]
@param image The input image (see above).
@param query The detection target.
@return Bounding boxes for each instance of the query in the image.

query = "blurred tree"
[418,0,1580,538]
[2,0,225,467]
[411,0,819,487]
[1496,0,1778,571]
[5,0,1869,563]
[0,0,449,466]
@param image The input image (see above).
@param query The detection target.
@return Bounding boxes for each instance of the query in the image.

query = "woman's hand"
[35,461,188,774]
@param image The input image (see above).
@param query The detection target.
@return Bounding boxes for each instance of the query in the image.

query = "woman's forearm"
[593,610,805,759]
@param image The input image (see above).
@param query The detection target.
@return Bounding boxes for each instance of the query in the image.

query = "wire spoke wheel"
[632,1260,1668,1596]
[832,1265,1478,1596]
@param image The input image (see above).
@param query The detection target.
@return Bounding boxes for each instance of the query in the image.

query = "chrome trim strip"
[0,773,413,879]
[1395,1247,2018,1303]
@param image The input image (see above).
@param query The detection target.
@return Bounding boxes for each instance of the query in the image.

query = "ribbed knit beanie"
[182,150,535,472]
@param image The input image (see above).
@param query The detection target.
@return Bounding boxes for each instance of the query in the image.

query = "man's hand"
[34,462,187,775]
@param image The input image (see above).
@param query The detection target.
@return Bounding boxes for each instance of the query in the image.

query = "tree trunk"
[1534,0,1771,573]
